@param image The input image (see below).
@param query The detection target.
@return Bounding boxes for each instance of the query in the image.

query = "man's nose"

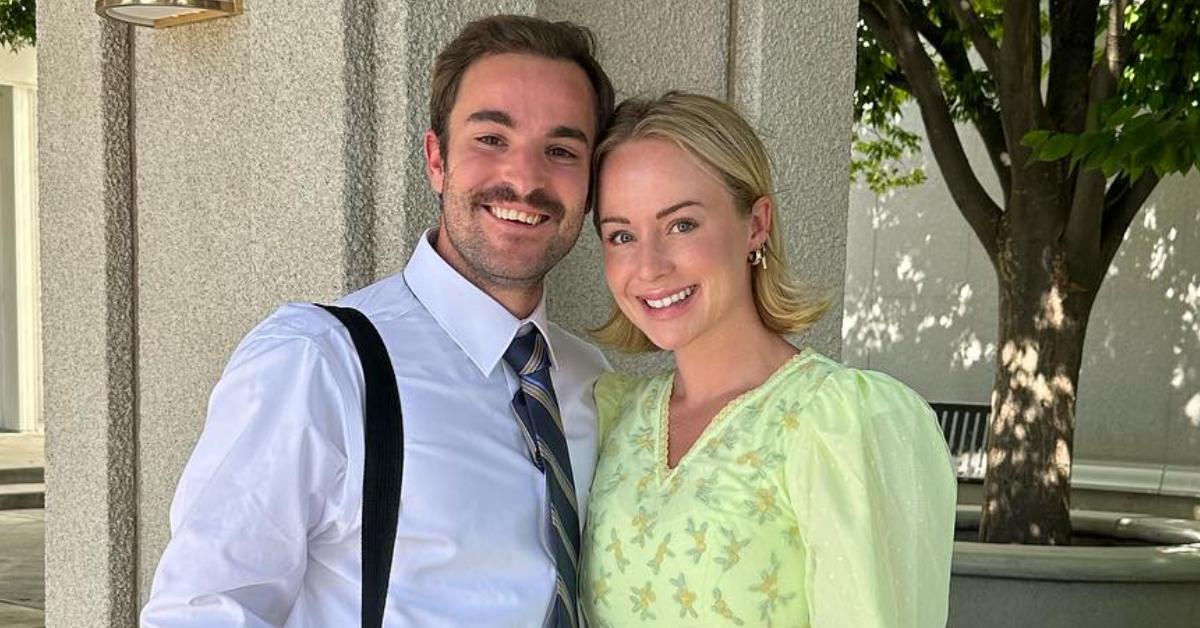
[499,145,549,197]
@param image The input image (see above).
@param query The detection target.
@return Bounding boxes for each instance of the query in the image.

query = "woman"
[581,92,957,627]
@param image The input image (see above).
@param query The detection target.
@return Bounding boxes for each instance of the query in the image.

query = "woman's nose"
[636,237,673,281]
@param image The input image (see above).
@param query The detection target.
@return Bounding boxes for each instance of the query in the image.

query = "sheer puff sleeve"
[787,367,957,627]
[592,371,640,447]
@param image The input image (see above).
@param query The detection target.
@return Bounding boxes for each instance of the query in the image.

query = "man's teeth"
[489,206,545,226]
[645,287,695,309]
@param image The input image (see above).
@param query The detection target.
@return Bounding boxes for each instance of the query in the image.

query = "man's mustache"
[471,185,565,219]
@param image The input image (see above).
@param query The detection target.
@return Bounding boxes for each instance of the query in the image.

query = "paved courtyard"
[0,508,44,627]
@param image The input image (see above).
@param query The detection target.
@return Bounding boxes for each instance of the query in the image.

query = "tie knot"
[503,329,550,376]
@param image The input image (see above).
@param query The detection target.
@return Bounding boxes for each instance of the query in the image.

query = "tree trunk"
[979,233,1099,544]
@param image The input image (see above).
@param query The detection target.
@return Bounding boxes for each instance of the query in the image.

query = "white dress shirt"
[141,230,609,627]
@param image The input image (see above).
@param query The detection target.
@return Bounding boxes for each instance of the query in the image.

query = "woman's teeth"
[645,286,695,309]
[488,206,545,226]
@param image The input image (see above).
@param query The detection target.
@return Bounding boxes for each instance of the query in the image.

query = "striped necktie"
[503,329,582,628]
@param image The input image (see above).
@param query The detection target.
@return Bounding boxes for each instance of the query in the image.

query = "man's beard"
[438,176,583,291]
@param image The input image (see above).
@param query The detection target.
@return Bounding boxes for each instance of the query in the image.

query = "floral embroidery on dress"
[685,517,709,563]
[646,533,674,575]
[711,588,746,625]
[714,527,751,571]
[629,581,657,620]
[670,573,700,619]
[751,554,796,624]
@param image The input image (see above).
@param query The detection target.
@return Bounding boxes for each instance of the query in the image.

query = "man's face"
[425,53,596,294]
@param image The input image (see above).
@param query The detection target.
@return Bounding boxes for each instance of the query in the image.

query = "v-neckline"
[657,349,812,481]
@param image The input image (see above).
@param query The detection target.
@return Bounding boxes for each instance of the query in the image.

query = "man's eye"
[477,135,504,147]
[548,147,578,160]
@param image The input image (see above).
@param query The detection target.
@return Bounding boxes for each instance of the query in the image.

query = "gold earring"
[749,247,767,270]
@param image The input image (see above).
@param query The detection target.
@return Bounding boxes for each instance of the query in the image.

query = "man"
[141,15,615,627]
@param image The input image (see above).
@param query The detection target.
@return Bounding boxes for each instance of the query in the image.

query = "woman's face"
[597,137,768,352]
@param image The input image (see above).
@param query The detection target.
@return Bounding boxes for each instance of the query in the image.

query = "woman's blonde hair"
[591,91,829,352]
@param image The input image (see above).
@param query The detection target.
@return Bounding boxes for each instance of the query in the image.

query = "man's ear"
[424,130,446,195]
[749,195,773,251]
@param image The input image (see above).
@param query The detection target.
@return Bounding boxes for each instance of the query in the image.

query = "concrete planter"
[949,506,1200,627]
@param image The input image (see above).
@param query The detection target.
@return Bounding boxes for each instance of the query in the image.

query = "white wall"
[844,106,1200,495]
[0,46,40,433]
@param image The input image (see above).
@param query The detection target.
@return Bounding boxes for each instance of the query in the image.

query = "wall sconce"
[95,0,243,28]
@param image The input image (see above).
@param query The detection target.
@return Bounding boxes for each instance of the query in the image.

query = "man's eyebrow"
[465,109,514,127]
[550,125,590,145]
[656,201,700,219]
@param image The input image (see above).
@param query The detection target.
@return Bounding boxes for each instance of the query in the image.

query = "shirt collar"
[404,229,559,376]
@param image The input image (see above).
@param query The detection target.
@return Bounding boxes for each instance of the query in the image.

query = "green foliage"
[1023,1,1200,180]
[856,0,1200,193]
[851,124,928,195]
[0,0,35,52]
[852,20,929,194]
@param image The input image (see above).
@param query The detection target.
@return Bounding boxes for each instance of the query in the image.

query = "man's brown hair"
[430,15,615,149]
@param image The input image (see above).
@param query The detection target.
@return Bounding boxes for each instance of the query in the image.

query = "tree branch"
[917,0,1011,197]
[946,0,1002,77]
[998,0,1050,169]
[1046,0,1101,134]
[860,2,898,56]
[875,0,1003,261]
[1065,1,1124,273]
[1100,173,1159,268]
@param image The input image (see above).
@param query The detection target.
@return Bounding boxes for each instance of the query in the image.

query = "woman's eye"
[607,231,634,245]
[670,219,698,234]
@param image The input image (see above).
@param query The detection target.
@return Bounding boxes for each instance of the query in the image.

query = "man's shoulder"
[545,321,610,376]
[233,273,420,363]
[336,272,421,323]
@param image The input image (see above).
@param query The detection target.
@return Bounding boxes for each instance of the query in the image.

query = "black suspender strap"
[315,304,403,628]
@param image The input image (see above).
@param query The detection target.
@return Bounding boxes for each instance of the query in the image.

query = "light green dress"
[580,350,957,627]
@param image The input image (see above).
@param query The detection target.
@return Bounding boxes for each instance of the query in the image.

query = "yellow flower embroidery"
[667,472,684,496]
[591,567,612,608]
[636,469,656,497]
[685,518,708,563]
[715,527,751,571]
[695,473,718,506]
[751,554,796,623]
[736,450,763,470]
[629,581,657,620]
[670,573,699,619]
[711,588,745,625]
[646,533,674,575]
[632,425,656,454]
[606,528,630,573]
[744,485,782,524]
[631,507,657,547]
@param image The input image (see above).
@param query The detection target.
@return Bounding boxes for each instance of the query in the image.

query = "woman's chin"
[639,328,690,353]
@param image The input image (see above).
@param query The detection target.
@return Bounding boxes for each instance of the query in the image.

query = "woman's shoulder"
[780,352,934,434]
[595,370,663,405]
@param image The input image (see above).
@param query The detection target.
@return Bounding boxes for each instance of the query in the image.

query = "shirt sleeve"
[787,368,957,628]
[592,371,638,446]
[140,320,355,627]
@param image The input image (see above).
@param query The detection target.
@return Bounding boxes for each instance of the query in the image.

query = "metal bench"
[929,402,990,481]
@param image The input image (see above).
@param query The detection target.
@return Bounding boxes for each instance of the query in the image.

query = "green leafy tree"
[856,0,1199,544]
[0,0,34,52]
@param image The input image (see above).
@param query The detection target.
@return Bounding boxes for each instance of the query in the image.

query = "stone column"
[39,4,138,625]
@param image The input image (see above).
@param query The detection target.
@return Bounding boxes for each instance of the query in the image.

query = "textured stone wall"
[40,2,857,622]
[38,5,137,625]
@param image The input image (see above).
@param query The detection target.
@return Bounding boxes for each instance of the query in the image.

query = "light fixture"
[95,0,243,29]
